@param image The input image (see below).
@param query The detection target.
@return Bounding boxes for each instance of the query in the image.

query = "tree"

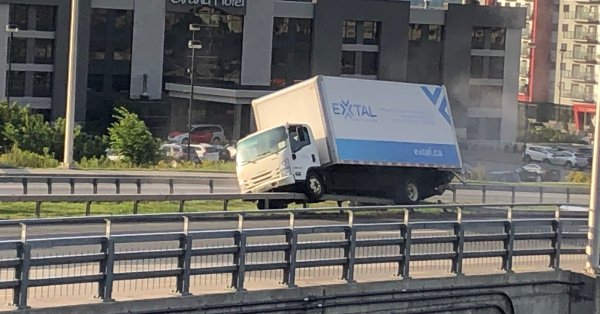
[108,107,161,165]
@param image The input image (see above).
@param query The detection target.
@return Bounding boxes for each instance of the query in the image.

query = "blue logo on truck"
[332,100,377,120]
[420,86,452,125]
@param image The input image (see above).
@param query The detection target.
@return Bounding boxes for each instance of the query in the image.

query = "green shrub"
[108,107,161,166]
[566,171,591,183]
[0,146,59,168]
[522,126,588,144]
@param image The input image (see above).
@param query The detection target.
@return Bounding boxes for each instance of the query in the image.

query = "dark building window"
[490,28,505,50]
[88,74,103,92]
[34,39,54,64]
[6,71,26,97]
[342,20,357,44]
[271,18,312,87]
[470,56,484,78]
[427,25,443,41]
[9,5,28,30]
[408,24,422,41]
[9,38,27,63]
[409,24,443,42]
[472,27,485,49]
[34,6,56,31]
[489,57,504,79]
[112,75,130,92]
[341,51,356,75]
[164,8,244,87]
[363,21,379,45]
[9,5,56,31]
[361,52,378,75]
[33,72,52,97]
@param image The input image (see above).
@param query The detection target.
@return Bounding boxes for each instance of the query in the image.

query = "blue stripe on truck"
[335,138,461,167]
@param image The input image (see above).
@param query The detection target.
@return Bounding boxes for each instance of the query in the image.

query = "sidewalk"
[0,167,236,178]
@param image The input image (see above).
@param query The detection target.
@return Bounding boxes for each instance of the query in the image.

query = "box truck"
[236,76,463,208]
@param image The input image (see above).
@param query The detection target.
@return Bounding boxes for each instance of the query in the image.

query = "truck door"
[288,125,320,180]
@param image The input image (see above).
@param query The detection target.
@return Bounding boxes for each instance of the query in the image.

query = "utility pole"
[62,0,79,168]
[187,24,201,161]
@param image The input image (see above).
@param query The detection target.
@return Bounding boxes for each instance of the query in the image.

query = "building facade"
[0,0,525,145]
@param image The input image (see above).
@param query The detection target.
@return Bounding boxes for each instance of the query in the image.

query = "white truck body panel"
[251,76,462,169]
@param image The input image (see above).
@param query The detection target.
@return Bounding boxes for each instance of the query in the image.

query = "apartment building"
[0,0,525,145]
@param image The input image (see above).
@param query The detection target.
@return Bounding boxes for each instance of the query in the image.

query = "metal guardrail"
[449,183,589,204]
[0,203,587,309]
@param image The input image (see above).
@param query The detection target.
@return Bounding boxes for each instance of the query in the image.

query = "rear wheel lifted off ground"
[395,180,420,205]
[257,200,288,210]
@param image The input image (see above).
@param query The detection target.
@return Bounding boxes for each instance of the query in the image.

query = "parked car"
[167,124,227,145]
[160,143,185,161]
[190,143,220,162]
[488,170,521,182]
[212,144,232,161]
[106,149,124,161]
[547,151,588,169]
[577,147,593,167]
[522,145,555,163]
[516,164,561,182]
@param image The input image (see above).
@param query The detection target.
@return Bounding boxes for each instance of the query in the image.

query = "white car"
[190,143,220,162]
[167,124,227,145]
[548,151,588,169]
[522,145,554,163]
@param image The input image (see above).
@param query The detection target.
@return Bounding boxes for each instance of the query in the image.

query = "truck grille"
[248,170,279,187]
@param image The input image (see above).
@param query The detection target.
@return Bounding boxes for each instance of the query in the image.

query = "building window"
[471,27,485,49]
[9,38,27,63]
[410,24,443,42]
[342,20,357,44]
[88,74,103,92]
[363,21,379,45]
[341,51,356,74]
[361,52,378,76]
[33,72,52,97]
[9,5,28,30]
[471,56,484,78]
[6,71,26,97]
[112,75,130,92]
[34,39,54,64]
[490,28,505,50]
[34,6,56,31]
[271,18,312,87]
[489,57,504,79]
[408,24,422,41]
[164,8,243,87]
[427,25,443,41]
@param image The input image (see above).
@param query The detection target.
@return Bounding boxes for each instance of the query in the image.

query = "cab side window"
[289,126,311,153]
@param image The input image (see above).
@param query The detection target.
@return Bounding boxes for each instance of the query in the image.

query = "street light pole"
[187,24,202,162]
[62,0,79,168]
[5,24,18,105]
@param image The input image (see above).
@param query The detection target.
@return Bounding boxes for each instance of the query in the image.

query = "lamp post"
[523,42,536,146]
[5,24,18,105]
[62,0,80,169]
[187,23,202,161]
[557,48,567,127]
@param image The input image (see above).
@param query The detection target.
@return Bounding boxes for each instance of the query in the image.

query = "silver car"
[548,151,588,169]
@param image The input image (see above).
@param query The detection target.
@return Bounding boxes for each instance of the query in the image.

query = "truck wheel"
[304,171,325,201]
[256,200,288,210]
[395,180,420,205]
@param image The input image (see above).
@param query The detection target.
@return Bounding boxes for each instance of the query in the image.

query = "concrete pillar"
[0,4,9,101]
[240,0,275,86]
[500,28,520,144]
[233,103,242,141]
[130,0,165,100]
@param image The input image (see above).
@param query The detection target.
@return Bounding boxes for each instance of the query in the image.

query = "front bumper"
[240,175,296,194]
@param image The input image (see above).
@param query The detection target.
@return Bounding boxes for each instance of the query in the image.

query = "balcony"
[563,31,600,43]
[521,29,532,39]
[563,90,597,103]
[520,47,530,56]
[563,70,598,83]
[577,0,600,4]
[564,11,600,23]
[564,50,600,63]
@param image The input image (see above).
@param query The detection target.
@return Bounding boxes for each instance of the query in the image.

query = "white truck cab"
[236,124,323,199]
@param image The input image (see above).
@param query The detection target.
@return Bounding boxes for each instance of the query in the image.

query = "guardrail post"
[98,219,115,302]
[85,201,92,216]
[179,201,185,213]
[451,208,464,276]
[115,179,120,195]
[550,207,562,270]
[231,214,246,291]
[566,188,571,204]
[13,224,30,309]
[133,201,139,214]
[452,187,457,203]
[69,178,75,194]
[511,186,516,204]
[482,185,487,204]
[209,180,214,193]
[34,202,41,218]
[539,187,543,203]
[223,200,229,211]
[283,213,298,288]
[21,178,27,195]
[169,179,174,194]
[342,211,356,283]
[502,221,514,273]
[176,217,192,296]
[92,179,98,195]
[46,178,52,194]
[136,179,142,194]
[399,223,412,279]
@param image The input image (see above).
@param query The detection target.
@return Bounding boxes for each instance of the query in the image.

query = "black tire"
[256,200,288,210]
[395,179,420,205]
[212,137,221,145]
[181,138,189,145]
[304,171,326,201]
[524,155,532,162]
[564,162,572,170]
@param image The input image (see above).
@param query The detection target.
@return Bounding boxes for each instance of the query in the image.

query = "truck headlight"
[280,159,292,177]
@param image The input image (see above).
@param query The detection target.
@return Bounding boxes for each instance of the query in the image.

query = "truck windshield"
[237,127,287,165]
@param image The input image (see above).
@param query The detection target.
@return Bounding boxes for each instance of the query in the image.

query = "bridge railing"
[0,203,588,309]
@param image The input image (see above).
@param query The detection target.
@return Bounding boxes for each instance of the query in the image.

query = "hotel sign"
[167,0,246,15]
